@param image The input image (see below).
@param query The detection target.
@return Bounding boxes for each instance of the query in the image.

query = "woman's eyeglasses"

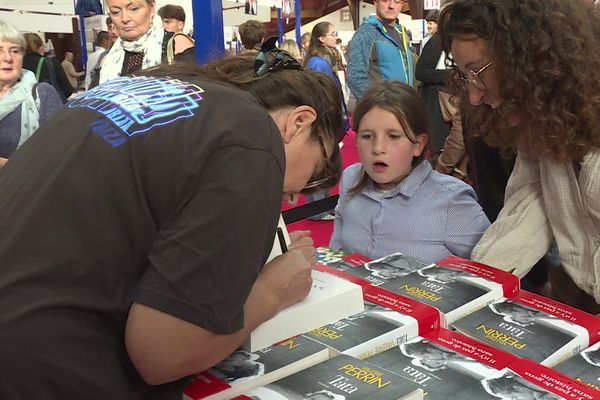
[456,60,493,91]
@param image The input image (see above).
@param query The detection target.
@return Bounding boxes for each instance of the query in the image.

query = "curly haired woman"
[439,0,600,313]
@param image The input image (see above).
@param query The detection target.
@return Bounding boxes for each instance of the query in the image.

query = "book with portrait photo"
[452,290,600,367]
[488,358,600,400]
[554,341,600,391]
[242,353,423,399]
[183,336,332,400]
[323,252,431,288]
[365,328,519,399]
[303,300,420,360]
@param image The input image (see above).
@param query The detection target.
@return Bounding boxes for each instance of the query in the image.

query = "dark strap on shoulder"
[31,83,40,101]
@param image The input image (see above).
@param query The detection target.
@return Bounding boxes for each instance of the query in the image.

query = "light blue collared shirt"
[330,161,490,263]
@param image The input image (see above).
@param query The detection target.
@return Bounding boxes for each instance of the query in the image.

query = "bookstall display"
[184,247,600,399]
[453,290,600,366]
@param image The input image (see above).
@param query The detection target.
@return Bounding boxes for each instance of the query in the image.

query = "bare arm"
[174,34,195,55]
[0,157,7,168]
[125,232,315,385]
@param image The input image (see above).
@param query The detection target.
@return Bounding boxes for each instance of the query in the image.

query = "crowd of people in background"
[1,0,600,398]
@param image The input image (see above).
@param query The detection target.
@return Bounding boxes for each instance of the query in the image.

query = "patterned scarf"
[0,70,40,148]
[99,14,164,84]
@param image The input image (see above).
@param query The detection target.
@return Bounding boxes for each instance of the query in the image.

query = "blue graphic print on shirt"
[69,76,204,147]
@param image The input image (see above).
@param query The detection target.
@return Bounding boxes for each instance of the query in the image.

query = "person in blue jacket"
[304,22,349,220]
[347,0,415,99]
[75,0,103,16]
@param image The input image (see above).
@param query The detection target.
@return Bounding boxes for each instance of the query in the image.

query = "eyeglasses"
[301,134,340,194]
[254,36,303,77]
[456,60,493,91]
[323,31,337,37]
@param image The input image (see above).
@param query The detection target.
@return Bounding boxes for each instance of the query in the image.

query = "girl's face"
[108,0,155,42]
[357,106,427,190]
[451,35,501,109]
[319,24,337,49]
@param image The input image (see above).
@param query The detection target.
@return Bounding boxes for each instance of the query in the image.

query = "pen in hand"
[277,227,288,253]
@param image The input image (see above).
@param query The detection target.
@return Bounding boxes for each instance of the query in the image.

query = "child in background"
[330,81,489,263]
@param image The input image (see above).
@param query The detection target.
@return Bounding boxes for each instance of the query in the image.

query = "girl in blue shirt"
[330,81,490,263]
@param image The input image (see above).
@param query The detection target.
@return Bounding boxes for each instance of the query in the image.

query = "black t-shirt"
[0,75,284,399]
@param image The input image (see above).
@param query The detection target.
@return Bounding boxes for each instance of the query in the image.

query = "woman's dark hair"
[439,0,600,162]
[348,80,429,197]
[138,55,343,191]
[304,22,337,68]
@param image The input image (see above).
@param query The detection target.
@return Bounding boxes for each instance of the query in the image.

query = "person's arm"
[306,57,335,78]
[124,137,313,385]
[173,34,195,55]
[0,157,7,168]
[36,83,63,124]
[415,35,450,85]
[435,92,467,176]
[471,152,553,276]
[347,27,375,99]
[64,62,84,78]
[443,182,491,259]
[126,232,315,384]
[51,58,74,98]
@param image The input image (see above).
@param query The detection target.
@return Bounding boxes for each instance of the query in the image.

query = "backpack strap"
[31,83,41,110]
[35,57,45,81]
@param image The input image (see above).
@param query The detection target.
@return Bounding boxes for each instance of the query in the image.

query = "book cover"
[242,269,364,352]
[304,300,419,360]
[325,252,431,288]
[436,255,520,298]
[315,263,444,333]
[323,252,514,323]
[184,336,331,400]
[243,354,423,399]
[365,328,519,399]
[490,358,600,399]
[316,247,347,265]
[554,340,600,391]
[452,290,600,366]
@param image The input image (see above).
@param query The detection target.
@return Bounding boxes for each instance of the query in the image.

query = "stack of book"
[452,289,600,367]
[184,246,600,399]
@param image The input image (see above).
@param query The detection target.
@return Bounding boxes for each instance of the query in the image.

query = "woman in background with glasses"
[304,22,349,220]
[439,0,600,313]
